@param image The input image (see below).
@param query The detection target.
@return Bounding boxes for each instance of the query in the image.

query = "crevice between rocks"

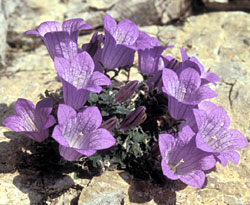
[221,79,237,108]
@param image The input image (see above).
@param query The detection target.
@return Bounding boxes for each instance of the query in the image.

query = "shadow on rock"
[1,129,92,204]
[119,170,187,205]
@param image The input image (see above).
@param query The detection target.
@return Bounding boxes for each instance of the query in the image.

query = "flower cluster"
[3,13,248,188]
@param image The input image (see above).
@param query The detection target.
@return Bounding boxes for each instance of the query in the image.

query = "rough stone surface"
[79,171,129,205]
[0,0,8,68]
[0,5,249,205]
[203,0,250,11]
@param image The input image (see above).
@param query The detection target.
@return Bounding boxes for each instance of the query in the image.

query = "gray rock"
[78,171,129,205]
[155,0,193,24]
[203,0,250,10]
[0,0,8,69]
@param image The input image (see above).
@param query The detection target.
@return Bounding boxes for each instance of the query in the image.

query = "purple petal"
[62,18,92,43]
[161,158,179,180]
[198,101,218,113]
[134,31,161,49]
[162,68,180,99]
[59,145,83,161]
[138,46,168,75]
[74,128,116,151]
[2,115,22,132]
[76,149,96,156]
[15,98,35,116]
[180,170,205,188]
[179,68,201,103]
[193,106,230,142]
[52,125,70,147]
[67,52,95,88]
[86,71,112,93]
[102,30,136,69]
[216,151,240,166]
[201,72,220,86]
[61,78,89,110]
[43,115,56,129]
[25,30,40,36]
[114,19,139,45]
[196,133,214,152]
[104,13,117,34]
[187,86,217,104]
[57,104,76,125]
[54,57,71,75]
[199,153,216,171]
[178,126,195,143]
[77,107,102,132]
[44,31,78,60]
[213,129,248,152]
[37,21,62,36]
[158,133,175,159]
[180,48,189,61]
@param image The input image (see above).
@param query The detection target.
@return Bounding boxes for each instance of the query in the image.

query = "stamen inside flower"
[118,35,124,44]
[27,117,38,131]
[72,132,83,147]
[76,74,82,89]
[207,136,217,144]
[181,89,186,102]
[169,158,184,173]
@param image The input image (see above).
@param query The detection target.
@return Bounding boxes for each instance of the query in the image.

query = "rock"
[0,0,8,69]
[89,0,119,10]
[78,171,129,205]
[202,0,250,11]
[154,0,193,24]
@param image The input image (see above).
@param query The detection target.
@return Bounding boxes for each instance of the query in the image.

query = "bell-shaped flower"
[101,13,140,69]
[194,101,248,166]
[134,31,161,50]
[52,104,116,161]
[167,96,198,132]
[159,126,216,188]
[82,32,104,72]
[162,68,217,105]
[138,45,173,90]
[2,98,56,142]
[25,19,92,61]
[176,48,220,86]
[138,46,172,75]
[54,51,112,110]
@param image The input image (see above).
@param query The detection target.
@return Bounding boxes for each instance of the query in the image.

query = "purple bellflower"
[52,104,116,161]
[176,48,220,86]
[25,19,92,61]
[101,13,140,69]
[2,98,56,142]
[138,46,171,75]
[159,126,216,188]
[138,45,173,90]
[82,32,104,72]
[167,96,198,132]
[134,31,161,50]
[162,68,217,105]
[54,51,111,110]
[194,101,248,166]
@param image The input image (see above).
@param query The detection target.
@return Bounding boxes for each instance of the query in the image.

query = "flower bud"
[120,106,147,131]
[100,117,118,131]
[114,80,139,104]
